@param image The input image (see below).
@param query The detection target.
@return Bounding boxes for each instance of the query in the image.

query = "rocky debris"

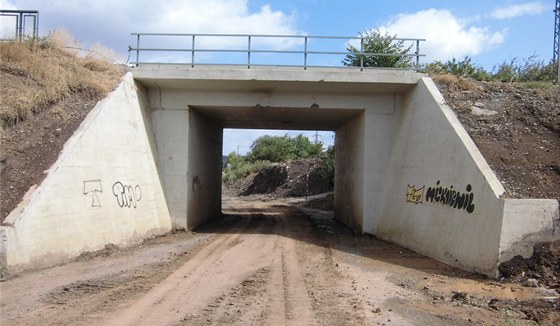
[498,240,560,290]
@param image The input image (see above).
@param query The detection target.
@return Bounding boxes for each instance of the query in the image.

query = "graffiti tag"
[112,181,142,208]
[83,180,103,207]
[425,181,475,213]
[406,185,425,204]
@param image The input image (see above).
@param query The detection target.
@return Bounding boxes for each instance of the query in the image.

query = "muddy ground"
[1,196,558,325]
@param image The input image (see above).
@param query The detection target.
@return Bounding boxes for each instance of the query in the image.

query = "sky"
[1,0,556,154]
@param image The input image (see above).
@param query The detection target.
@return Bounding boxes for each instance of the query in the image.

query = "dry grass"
[431,73,478,92]
[0,30,124,127]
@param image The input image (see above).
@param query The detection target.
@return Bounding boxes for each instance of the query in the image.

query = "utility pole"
[555,0,560,83]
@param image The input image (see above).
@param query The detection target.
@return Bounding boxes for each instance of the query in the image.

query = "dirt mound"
[240,164,288,195]
[498,240,560,289]
[229,158,333,198]
[434,76,560,201]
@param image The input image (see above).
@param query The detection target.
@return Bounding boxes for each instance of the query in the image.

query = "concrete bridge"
[1,66,558,276]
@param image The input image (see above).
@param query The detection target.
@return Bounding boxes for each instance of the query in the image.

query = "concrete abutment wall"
[1,68,558,277]
[1,74,172,269]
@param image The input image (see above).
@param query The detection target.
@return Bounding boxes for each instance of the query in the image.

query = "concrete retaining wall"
[0,73,172,269]
[499,199,559,263]
[376,78,508,276]
[374,77,559,276]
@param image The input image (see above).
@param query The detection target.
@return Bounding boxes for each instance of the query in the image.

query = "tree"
[247,135,292,162]
[288,134,323,159]
[342,29,413,68]
[247,134,324,163]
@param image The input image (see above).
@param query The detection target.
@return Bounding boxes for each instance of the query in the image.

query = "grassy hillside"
[1,31,125,220]
[0,31,124,128]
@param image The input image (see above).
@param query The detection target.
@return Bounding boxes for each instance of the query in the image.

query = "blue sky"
[1,0,556,154]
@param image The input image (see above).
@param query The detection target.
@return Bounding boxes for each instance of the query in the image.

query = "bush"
[425,57,491,81]
[320,145,335,186]
[222,154,271,184]
[492,55,556,83]
[426,55,555,83]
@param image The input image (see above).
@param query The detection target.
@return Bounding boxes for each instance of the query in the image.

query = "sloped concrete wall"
[0,73,172,269]
[376,78,508,276]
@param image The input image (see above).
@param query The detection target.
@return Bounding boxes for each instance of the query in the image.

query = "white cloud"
[0,0,18,38]
[379,9,506,62]
[491,2,547,19]
[6,0,301,59]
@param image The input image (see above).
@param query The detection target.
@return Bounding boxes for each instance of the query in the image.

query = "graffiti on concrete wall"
[406,185,425,204]
[406,181,475,214]
[83,180,143,208]
[83,180,103,207]
[112,181,142,208]
[425,181,475,213]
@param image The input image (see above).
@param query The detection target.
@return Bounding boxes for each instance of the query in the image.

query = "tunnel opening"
[220,128,336,219]
[182,105,364,232]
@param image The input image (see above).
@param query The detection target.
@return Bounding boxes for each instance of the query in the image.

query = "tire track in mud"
[1,235,213,326]
[101,216,261,326]
[175,206,325,326]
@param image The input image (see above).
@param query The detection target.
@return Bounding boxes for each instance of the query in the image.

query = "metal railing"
[0,10,39,41]
[129,33,425,71]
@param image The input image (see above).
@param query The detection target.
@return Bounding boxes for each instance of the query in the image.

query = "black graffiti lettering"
[466,193,475,213]
[425,187,435,202]
[435,187,442,202]
[425,181,475,214]
[112,181,142,208]
[83,180,103,207]
[454,192,465,208]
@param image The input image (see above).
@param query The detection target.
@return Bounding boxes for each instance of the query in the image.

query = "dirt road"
[1,196,558,325]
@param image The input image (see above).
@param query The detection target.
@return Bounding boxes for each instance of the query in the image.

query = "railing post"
[304,36,308,70]
[135,34,140,67]
[248,35,251,69]
[360,37,364,71]
[416,40,420,71]
[191,35,195,68]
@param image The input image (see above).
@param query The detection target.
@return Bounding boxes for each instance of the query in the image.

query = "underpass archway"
[139,67,412,232]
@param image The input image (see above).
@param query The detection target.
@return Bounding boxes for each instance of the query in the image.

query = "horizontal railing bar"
[130,61,416,70]
[131,47,425,57]
[130,32,426,42]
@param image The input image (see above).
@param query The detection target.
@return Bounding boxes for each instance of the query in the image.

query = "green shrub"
[222,159,271,184]
[246,134,323,163]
